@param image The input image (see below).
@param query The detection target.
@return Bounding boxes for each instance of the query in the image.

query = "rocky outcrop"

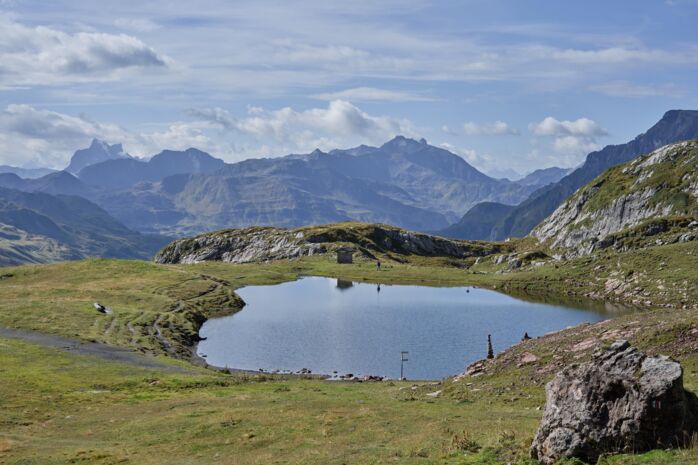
[533,140,698,256]
[154,223,509,264]
[530,340,698,464]
[154,227,326,264]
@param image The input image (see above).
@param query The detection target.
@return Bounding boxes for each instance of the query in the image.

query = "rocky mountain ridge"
[533,139,698,256]
[440,110,698,241]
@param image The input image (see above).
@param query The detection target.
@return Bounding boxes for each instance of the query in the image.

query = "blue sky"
[1,0,697,178]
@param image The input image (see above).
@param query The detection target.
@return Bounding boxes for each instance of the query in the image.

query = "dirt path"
[0,327,198,374]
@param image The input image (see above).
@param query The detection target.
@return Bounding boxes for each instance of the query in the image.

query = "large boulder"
[530,340,698,464]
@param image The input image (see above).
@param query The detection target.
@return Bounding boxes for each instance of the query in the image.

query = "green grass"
[0,336,546,465]
[2,240,698,463]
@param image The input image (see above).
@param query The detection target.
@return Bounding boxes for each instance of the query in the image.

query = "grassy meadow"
[1,239,698,464]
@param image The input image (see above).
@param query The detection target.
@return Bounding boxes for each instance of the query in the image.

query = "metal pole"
[400,351,409,380]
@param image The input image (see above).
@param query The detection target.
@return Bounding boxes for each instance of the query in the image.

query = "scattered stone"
[530,340,698,465]
[425,390,442,398]
[570,338,597,353]
[466,360,487,377]
[518,352,538,365]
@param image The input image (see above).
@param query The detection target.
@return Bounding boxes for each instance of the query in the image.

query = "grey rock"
[531,340,698,464]
[533,140,698,257]
[154,224,505,265]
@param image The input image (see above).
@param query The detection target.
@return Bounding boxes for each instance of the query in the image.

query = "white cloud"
[188,100,418,153]
[529,116,608,162]
[462,120,519,136]
[0,101,420,168]
[589,81,683,98]
[0,104,214,168]
[0,16,171,87]
[312,87,435,102]
[529,116,607,138]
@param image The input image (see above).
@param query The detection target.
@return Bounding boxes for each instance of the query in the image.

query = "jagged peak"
[380,135,432,153]
[87,139,126,156]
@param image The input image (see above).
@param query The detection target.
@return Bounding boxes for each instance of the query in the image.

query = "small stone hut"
[336,247,354,264]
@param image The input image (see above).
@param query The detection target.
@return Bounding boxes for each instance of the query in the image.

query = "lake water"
[198,277,616,379]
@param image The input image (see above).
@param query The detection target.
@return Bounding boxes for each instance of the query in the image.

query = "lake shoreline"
[193,276,625,380]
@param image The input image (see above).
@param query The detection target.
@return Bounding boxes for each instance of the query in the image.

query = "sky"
[1,0,697,178]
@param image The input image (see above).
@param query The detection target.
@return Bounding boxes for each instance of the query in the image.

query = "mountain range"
[0,136,554,237]
[439,110,698,240]
[1,109,697,265]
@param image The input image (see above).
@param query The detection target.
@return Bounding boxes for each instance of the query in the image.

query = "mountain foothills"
[440,110,698,240]
[0,187,169,266]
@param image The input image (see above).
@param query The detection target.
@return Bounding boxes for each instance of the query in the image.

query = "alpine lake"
[198,276,627,380]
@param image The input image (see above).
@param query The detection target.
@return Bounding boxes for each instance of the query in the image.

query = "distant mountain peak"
[381,135,429,152]
[66,139,130,174]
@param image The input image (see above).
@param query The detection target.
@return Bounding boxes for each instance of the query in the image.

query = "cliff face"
[154,222,511,264]
[533,140,698,256]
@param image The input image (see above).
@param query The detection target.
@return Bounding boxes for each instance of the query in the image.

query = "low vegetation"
[1,232,698,463]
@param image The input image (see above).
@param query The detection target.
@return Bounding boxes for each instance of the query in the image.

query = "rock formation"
[533,140,698,256]
[530,340,698,464]
[154,223,509,264]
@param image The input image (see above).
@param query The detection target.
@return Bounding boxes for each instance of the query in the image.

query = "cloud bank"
[0,16,170,87]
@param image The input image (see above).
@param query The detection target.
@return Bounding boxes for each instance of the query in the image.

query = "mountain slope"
[516,167,572,187]
[0,187,170,266]
[533,139,698,256]
[154,222,511,264]
[0,171,93,197]
[437,202,515,240]
[442,110,698,240]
